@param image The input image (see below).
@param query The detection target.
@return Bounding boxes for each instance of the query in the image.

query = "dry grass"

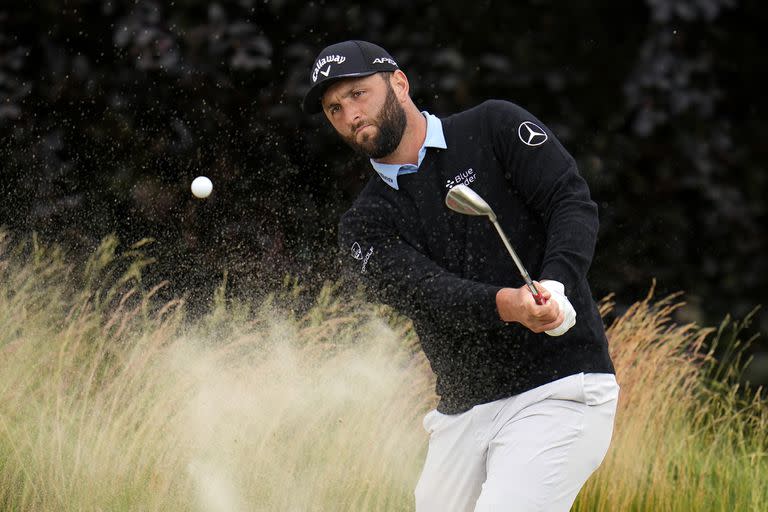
[575,291,767,511]
[0,232,765,511]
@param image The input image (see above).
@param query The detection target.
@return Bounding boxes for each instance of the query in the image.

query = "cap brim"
[302,71,379,114]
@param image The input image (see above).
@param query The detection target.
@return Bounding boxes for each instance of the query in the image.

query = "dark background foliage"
[1,1,766,382]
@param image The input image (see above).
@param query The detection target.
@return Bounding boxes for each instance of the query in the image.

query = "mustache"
[352,120,372,134]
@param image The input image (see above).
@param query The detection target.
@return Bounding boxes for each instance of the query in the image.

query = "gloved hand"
[540,280,576,336]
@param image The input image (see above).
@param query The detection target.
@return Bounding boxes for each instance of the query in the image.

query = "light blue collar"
[370,111,447,190]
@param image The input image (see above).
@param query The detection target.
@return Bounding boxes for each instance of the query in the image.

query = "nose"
[341,101,362,127]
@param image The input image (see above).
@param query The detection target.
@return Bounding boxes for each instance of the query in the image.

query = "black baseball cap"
[302,40,399,114]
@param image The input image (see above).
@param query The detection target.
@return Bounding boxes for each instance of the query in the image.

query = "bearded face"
[341,77,407,160]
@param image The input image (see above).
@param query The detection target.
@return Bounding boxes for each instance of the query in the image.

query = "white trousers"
[414,373,619,512]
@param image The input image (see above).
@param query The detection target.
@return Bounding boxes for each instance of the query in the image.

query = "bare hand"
[496,282,564,333]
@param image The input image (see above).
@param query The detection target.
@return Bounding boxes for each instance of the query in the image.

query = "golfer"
[303,40,619,512]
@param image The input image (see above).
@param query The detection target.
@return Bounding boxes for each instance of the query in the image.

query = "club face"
[445,184,494,218]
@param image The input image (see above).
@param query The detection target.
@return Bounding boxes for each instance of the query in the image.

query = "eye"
[352,89,365,98]
[328,105,340,115]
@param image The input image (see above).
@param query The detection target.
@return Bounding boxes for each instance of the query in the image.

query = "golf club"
[445,184,545,305]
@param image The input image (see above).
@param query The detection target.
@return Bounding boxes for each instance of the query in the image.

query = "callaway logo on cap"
[302,40,399,114]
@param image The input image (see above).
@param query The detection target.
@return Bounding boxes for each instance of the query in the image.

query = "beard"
[344,81,407,160]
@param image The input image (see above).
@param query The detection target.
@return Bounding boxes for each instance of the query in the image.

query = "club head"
[445,184,496,221]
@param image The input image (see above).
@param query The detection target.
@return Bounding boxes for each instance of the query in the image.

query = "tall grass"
[0,232,765,511]
[575,293,766,511]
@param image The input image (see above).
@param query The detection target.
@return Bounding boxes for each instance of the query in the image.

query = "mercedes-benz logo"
[518,121,548,146]
[350,242,363,260]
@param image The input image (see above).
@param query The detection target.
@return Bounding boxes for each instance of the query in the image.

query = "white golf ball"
[191,176,213,198]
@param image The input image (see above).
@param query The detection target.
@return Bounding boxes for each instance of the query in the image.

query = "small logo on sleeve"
[350,242,374,273]
[518,121,548,146]
[351,242,363,260]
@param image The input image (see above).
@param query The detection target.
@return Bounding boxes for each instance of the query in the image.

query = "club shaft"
[491,220,540,297]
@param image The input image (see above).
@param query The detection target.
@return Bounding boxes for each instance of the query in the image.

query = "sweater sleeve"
[338,194,504,328]
[487,100,599,295]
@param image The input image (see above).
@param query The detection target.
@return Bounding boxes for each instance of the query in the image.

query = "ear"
[390,70,410,102]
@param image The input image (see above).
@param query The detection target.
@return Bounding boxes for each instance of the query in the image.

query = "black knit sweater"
[338,100,614,414]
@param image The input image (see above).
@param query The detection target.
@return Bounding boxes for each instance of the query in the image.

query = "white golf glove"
[540,280,576,337]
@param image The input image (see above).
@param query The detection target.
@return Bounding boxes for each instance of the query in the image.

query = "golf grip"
[528,282,545,305]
